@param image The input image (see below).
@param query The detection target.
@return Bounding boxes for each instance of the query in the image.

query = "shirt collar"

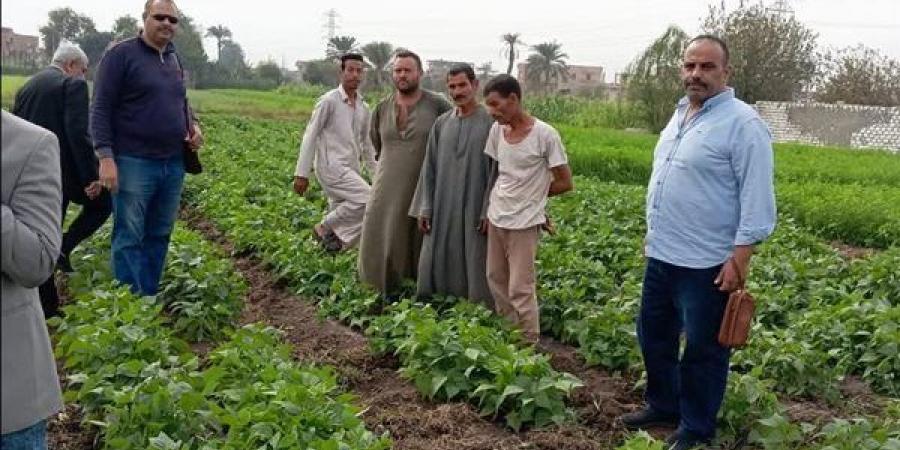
[677,87,734,111]
[338,84,362,105]
[455,103,482,117]
[137,31,176,55]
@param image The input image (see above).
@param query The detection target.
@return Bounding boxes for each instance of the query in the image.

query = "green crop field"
[5,75,897,449]
[1,74,28,109]
[182,111,898,448]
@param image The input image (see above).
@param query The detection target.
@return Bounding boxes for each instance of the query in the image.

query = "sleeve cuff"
[96,147,114,159]
[734,226,774,246]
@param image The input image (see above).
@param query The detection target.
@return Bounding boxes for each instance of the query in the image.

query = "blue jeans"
[111,154,184,296]
[1,420,47,450]
[637,258,731,439]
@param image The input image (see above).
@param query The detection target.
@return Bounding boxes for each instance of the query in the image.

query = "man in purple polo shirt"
[91,0,203,296]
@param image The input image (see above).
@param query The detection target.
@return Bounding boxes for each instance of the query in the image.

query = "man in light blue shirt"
[620,35,776,450]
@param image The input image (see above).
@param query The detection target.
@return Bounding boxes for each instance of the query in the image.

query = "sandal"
[322,232,344,254]
[312,224,328,242]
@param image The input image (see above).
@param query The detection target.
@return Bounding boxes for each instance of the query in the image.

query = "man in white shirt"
[482,75,574,343]
[293,53,377,252]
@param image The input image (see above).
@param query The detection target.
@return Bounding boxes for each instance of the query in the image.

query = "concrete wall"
[755,101,899,152]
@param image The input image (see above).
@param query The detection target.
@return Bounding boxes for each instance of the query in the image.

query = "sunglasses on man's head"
[152,14,179,24]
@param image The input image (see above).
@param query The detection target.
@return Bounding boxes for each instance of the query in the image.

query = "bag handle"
[728,257,746,291]
[171,51,194,138]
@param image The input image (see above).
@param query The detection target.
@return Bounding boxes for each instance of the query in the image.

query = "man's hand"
[293,176,310,196]
[418,216,431,234]
[541,217,556,235]
[478,218,489,235]
[186,122,204,150]
[99,158,118,194]
[715,245,754,292]
[84,181,103,200]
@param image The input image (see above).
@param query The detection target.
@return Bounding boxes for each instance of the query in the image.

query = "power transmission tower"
[767,0,795,16]
[322,9,340,56]
[323,9,339,41]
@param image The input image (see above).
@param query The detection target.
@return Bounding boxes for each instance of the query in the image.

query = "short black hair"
[447,63,476,82]
[393,50,423,71]
[688,34,730,66]
[340,53,364,70]
[483,74,522,100]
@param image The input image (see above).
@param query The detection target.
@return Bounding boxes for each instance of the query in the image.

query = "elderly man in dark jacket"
[12,40,110,317]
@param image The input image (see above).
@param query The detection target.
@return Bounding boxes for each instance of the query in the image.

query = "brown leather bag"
[718,258,755,348]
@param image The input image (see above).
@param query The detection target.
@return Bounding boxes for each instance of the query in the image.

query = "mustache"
[453,95,466,101]
[685,78,707,89]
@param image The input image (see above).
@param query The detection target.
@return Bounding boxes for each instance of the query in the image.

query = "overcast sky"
[3,0,898,82]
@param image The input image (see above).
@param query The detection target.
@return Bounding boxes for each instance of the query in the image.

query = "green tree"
[301,59,340,87]
[256,60,284,86]
[501,33,524,75]
[326,35,359,60]
[624,25,689,132]
[205,24,232,61]
[173,14,210,87]
[112,15,139,41]
[525,41,568,94]
[702,3,818,103]
[816,45,900,106]
[218,40,249,77]
[39,8,97,61]
[361,41,394,87]
[76,30,114,71]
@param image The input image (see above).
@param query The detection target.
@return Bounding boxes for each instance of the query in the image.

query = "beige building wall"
[517,62,605,96]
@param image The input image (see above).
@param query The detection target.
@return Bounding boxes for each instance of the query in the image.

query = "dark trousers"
[637,257,731,439]
[61,190,113,257]
[38,190,112,317]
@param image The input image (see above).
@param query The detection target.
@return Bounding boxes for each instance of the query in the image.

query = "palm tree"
[361,41,394,87]
[205,25,232,61]
[326,35,359,60]
[526,41,569,94]
[501,33,525,75]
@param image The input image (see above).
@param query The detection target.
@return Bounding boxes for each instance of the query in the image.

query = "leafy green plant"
[815,418,900,450]
[160,227,246,342]
[182,112,900,440]
[615,431,667,450]
[51,213,387,448]
[184,114,584,430]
